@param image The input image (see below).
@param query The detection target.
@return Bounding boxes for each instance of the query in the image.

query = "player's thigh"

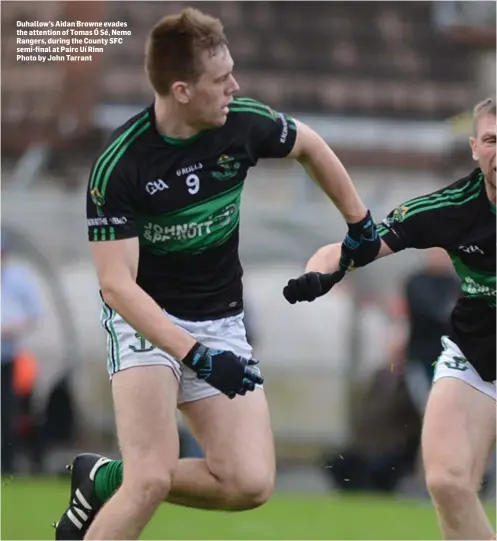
[422,377,496,491]
[177,311,274,494]
[102,299,182,471]
[180,389,275,488]
[112,365,180,483]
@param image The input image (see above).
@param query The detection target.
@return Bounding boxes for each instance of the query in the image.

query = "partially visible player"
[54,7,381,541]
[283,97,496,540]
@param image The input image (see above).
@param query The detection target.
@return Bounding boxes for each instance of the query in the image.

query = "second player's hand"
[283,270,346,304]
[181,343,263,399]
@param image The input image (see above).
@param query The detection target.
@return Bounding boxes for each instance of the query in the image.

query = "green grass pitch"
[2,477,495,539]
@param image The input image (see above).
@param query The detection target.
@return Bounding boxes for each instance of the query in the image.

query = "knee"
[124,469,172,510]
[221,467,275,510]
[425,467,474,509]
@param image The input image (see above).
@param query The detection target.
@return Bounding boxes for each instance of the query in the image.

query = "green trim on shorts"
[100,304,111,373]
[100,301,121,373]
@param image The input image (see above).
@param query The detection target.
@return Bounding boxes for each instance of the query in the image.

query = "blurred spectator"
[324,360,421,493]
[1,233,43,474]
[391,248,460,414]
[432,1,496,31]
[324,250,459,493]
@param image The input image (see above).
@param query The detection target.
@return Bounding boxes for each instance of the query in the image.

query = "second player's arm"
[92,237,196,360]
[288,120,368,223]
[305,239,393,273]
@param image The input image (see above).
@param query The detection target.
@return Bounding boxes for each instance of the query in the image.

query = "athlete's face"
[470,113,496,190]
[187,45,239,128]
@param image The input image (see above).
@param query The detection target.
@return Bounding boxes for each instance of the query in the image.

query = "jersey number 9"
[186,174,200,195]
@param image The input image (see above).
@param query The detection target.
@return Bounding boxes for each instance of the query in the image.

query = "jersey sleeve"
[86,162,138,242]
[376,200,442,252]
[232,98,297,160]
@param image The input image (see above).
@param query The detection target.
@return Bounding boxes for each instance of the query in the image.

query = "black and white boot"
[54,453,111,540]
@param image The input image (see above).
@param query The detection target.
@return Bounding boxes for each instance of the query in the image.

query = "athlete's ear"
[171,81,191,105]
[469,136,478,161]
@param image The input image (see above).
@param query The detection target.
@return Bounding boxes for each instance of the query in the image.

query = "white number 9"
[186,174,200,195]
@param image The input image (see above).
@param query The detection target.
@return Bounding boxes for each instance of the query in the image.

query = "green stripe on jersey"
[230,97,296,128]
[232,97,274,111]
[136,183,243,254]
[403,182,482,220]
[100,121,150,199]
[377,224,389,237]
[89,112,149,195]
[401,176,481,218]
[229,106,276,121]
[162,132,203,146]
[92,227,116,241]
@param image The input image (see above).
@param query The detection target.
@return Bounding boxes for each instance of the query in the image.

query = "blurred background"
[1,1,496,539]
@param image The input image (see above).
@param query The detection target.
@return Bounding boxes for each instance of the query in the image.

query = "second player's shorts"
[100,304,255,404]
[433,335,496,400]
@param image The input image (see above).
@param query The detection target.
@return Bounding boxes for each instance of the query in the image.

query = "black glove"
[283,270,345,304]
[181,343,263,399]
[339,210,380,270]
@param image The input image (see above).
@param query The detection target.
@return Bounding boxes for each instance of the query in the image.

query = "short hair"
[472,97,496,135]
[145,8,228,96]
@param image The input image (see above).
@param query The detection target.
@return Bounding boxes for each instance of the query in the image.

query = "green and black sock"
[94,460,123,502]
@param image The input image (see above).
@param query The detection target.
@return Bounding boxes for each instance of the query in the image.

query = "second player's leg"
[168,388,275,510]
[85,365,180,540]
[422,376,496,540]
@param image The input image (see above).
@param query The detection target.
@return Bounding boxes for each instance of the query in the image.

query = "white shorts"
[433,336,496,400]
[100,304,254,404]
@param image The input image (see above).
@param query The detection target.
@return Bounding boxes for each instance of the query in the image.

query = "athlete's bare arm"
[288,120,367,223]
[92,237,196,360]
[305,239,394,273]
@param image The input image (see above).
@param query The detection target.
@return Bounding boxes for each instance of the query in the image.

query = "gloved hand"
[181,343,263,399]
[283,270,345,304]
[339,210,380,270]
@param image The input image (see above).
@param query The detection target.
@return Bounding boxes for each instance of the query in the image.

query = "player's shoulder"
[400,168,483,216]
[89,106,152,188]
[88,107,152,198]
[437,167,482,194]
[95,106,152,165]
[106,106,151,144]
[227,96,282,124]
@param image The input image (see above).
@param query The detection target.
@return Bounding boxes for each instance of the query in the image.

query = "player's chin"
[210,112,228,128]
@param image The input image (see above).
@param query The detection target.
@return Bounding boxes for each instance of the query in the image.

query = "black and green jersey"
[377,168,496,381]
[86,97,297,320]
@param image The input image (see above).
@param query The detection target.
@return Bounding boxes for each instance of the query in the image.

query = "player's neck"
[154,98,201,140]
[484,178,496,207]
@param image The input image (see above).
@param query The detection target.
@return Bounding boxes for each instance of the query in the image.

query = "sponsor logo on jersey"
[88,217,108,226]
[463,276,496,298]
[212,155,240,181]
[143,203,237,244]
[88,216,127,226]
[176,163,203,176]
[458,244,484,255]
[146,179,169,195]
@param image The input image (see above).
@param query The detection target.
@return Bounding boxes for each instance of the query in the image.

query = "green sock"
[94,460,123,502]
